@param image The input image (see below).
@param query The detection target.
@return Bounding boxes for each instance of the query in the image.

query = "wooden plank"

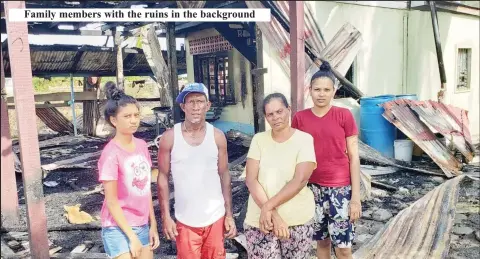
[253,25,265,132]
[0,33,19,224]
[167,22,181,123]
[115,29,124,90]
[6,92,97,103]
[82,77,96,136]
[50,252,109,258]
[49,247,63,256]
[4,1,50,258]
[142,23,173,107]
[7,102,69,109]
[6,92,163,105]
[290,1,305,115]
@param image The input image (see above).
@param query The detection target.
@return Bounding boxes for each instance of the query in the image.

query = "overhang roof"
[1,43,186,77]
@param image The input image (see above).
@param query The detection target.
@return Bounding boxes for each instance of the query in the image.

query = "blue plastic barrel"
[360,95,397,158]
[395,94,418,139]
[396,94,418,100]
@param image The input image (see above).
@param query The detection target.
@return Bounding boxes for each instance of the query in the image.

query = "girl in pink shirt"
[98,82,159,259]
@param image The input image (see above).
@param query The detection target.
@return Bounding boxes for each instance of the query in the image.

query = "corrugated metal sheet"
[381,99,463,177]
[245,1,363,99]
[353,175,467,259]
[176,1,206,9]
[409,100,475,162]
[2,44,186,77]
[36,107,75,133]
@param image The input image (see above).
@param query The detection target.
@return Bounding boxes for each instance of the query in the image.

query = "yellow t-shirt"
[244,129,317,228]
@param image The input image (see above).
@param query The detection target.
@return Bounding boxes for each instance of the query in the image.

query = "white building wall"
[261,1,479,142]
[407,10,480,142]
[262,1,407,103]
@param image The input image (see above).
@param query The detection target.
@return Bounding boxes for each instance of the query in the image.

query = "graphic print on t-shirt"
[123,154,151,196]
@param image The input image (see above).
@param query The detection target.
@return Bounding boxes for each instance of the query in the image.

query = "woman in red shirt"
[292,61,362,259]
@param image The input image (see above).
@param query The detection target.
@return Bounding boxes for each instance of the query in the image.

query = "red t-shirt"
[292,106,358,187]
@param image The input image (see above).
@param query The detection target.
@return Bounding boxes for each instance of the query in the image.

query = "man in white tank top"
[157,83,237,259]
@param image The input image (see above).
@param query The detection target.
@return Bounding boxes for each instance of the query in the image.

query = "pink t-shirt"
[98,137,152,227]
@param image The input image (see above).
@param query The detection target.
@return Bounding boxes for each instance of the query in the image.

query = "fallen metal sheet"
[12,135,104,153]
[407,100,475,163]
[41,150,102,171]
[12,135,105,173]
[353,175,466,259]
[361,165,399,176]
[35,106,75,134]
[358,139,445,177]
[382,100,462,177]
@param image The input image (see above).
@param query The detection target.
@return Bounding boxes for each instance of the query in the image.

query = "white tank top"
[170,122,226,227]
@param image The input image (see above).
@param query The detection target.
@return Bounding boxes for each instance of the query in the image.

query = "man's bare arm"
[157,129,174,220]
[214,128,233,217]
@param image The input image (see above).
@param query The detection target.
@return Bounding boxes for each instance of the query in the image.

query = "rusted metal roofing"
[35,106,75,134]
[353,175,467,259]
[1,44,186,77]
[408,100,475,162]
[381,99,463,177]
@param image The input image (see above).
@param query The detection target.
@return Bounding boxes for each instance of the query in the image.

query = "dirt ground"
[1,123,479,258]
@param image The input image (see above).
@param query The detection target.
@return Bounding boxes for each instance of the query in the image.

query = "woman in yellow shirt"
[244,93,317,258]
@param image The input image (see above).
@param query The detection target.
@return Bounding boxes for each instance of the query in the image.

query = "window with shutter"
[456,48,471,92]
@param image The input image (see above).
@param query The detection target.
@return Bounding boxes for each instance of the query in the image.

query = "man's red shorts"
[176,216,226,259]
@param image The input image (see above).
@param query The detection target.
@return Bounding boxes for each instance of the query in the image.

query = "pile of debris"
[382,99,476,178]
[225,121,479,258]
[2,108,479,258]
[1,231,108,259]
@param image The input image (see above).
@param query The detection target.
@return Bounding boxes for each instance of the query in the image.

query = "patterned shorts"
[243,221,314,259]
[309,184,355,248]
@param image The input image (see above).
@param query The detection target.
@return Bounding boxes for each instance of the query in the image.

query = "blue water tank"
[395,94,418,139]
[396,94,418,101]
[360,95,397,158]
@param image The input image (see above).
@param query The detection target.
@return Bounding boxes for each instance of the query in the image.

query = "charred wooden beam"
[4,1,50,258]
[70,51,85,73]
[82,77,97,136]
[252,24,265,133]
[371,181,398,192]
[427,1,447,103]
[166,22,181,123]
